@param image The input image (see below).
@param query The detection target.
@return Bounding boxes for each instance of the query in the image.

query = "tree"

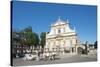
[40,32,46,48]
[14,26,34,50]
[17,30,27,46]
[94,41,97,49]
[12,26,41,56]
[25,32,35,46]
[12,26,41,52]
[12,29,21,43]
[22,27,35,47]
[23,26,32,32]
[19,26,40,49]
[33,32,39,47]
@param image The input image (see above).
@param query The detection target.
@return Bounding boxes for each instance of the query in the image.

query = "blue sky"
[12,1,97,44]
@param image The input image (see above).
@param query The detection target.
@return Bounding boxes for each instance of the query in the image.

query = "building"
[45,17,80,54]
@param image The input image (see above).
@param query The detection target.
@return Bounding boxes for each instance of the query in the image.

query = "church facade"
[45,17,79,53]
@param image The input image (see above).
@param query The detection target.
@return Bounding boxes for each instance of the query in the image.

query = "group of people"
[23,49,57,61]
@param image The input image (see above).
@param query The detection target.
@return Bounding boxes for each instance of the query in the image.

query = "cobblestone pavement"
[12,52,97,66]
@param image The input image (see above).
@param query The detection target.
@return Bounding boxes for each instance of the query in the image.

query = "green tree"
[94,41,97,49]
[22,27,35,47]
[12,28,21,43]
[40,32,46,48]
[23,26,32,32]
[18,31,26,45]
[16,26,34,49]
[33,32,40,47]
[12,26,40,51]
[25,32,35,46]
[20,26,40,49]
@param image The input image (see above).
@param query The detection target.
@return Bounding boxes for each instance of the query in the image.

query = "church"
[45,17,80,54]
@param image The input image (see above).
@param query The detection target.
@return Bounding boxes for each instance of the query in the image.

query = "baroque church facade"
[45,17,80,53]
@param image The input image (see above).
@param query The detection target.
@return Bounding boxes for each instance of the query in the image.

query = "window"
[58,29,61,33]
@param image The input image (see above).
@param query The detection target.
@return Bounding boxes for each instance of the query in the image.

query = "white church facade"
[44,17,80,53]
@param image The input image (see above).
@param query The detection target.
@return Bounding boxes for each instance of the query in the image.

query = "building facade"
[45,17,79,53]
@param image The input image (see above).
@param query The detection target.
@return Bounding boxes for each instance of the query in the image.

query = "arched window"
[58,29,61,33]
